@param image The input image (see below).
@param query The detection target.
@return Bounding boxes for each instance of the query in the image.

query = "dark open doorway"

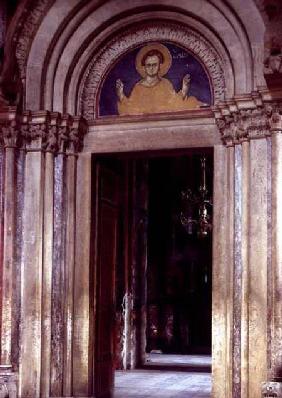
[92,148,213,398]
[146,154,213,357]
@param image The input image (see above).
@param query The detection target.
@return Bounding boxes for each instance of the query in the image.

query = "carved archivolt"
[81,22,226,120]
[15,0,55,78]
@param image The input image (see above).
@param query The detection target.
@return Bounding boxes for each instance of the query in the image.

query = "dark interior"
[146,152,213,355]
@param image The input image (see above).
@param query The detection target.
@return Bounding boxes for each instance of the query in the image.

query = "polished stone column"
[270,114,282,380]
[73,152,93,396]
[0,117,19,372]
[63,117,82,396]
[40,112,60,398]
[212,144,230,398]
[19,112,49,397]
[248,137,268,398]
[50,121,67,397]
[240,136,250,398]
[233,143,242,397]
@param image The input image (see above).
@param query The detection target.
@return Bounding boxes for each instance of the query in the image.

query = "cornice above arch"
[81,21,226,120]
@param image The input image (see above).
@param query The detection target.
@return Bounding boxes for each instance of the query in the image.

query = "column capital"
[213,90,282,145]
[67,116,88,155]
[0,110,88,154]
[0,107,21,149]
[265,102,282,133]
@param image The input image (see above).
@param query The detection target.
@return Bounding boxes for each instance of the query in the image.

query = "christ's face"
[144,55,160,77]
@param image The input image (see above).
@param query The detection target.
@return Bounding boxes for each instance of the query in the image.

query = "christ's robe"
[117,78,202,116]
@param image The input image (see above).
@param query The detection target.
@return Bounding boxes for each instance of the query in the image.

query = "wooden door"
[94,163,120,398]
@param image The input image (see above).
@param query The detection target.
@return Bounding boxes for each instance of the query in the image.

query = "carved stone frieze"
[81,22,225,120]
[214,91,282,145]
[0,109,87,153]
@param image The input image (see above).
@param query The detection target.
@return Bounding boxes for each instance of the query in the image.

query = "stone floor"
[113,354,212,398]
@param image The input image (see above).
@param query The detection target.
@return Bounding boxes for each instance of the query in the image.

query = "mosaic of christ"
[99,42,212,117]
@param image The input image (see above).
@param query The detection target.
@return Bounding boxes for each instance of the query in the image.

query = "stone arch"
[18,0,265,114]
[80,20,227,120]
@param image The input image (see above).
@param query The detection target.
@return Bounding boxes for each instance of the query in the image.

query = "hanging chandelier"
[180,156,213,238]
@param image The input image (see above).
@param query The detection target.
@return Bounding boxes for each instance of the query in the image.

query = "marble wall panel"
[50,154,66,396]
[212,145,229,398]
[248,138,268,398]
[0,148,4,358]
[19,151,45,397]
[233,145,242,396]
[12,150,25,371]
[73,153,93,396]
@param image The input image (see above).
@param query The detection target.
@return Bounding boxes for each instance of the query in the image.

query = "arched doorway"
[2,2,271,398]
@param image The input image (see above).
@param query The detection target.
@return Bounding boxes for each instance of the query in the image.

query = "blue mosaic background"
[99,42,212,117]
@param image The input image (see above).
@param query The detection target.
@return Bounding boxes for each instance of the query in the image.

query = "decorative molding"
[213,90,282,145]
[0,109,88,154]
[262,381,282,397]
[15,0,55,79]
[0,366,17,398]
[1,120,20,149]
[81,21,226,120]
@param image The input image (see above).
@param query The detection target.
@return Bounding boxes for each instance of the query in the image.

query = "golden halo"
[135,43,172,78]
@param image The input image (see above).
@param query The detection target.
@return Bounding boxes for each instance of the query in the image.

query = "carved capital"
[262,381,282,397]
[246,107,270,140]
[24,122,48,151]
[0,110,87,153]
[215,115,237,147]
[43,112,61,153]
[0,120,21,149]
[0,366,17,398]
[67,117,87,154]
[44,125,58,153]
[214,91,278,145]
[266,102,282,132]
[57,126,70,153]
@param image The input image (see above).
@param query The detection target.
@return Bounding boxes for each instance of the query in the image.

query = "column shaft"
[271,131,282,378]
[63,154,76,396]
[241,139,250,397]
[40,152,54,397]
[73,153,93,396]
[212,145,229,398]
[248,138,268,398]
[19,151,45,397]
[1,148,16,366]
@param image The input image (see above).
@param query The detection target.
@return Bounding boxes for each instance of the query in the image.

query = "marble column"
[270,114,282,380]
[1,119,19,369]
[19,112,49,397]
[50,119,67,397]
[240,135,250,398]
[63,117,82,396]
[212,144,230,398]
[73,150,93,396]
[248,137,268,398]
[40,112,60,398]
[0,109,25,397]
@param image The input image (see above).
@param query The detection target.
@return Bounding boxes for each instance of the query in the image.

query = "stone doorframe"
[0,91,282,397]
[81,110,228,397]
[0,0,277,396]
